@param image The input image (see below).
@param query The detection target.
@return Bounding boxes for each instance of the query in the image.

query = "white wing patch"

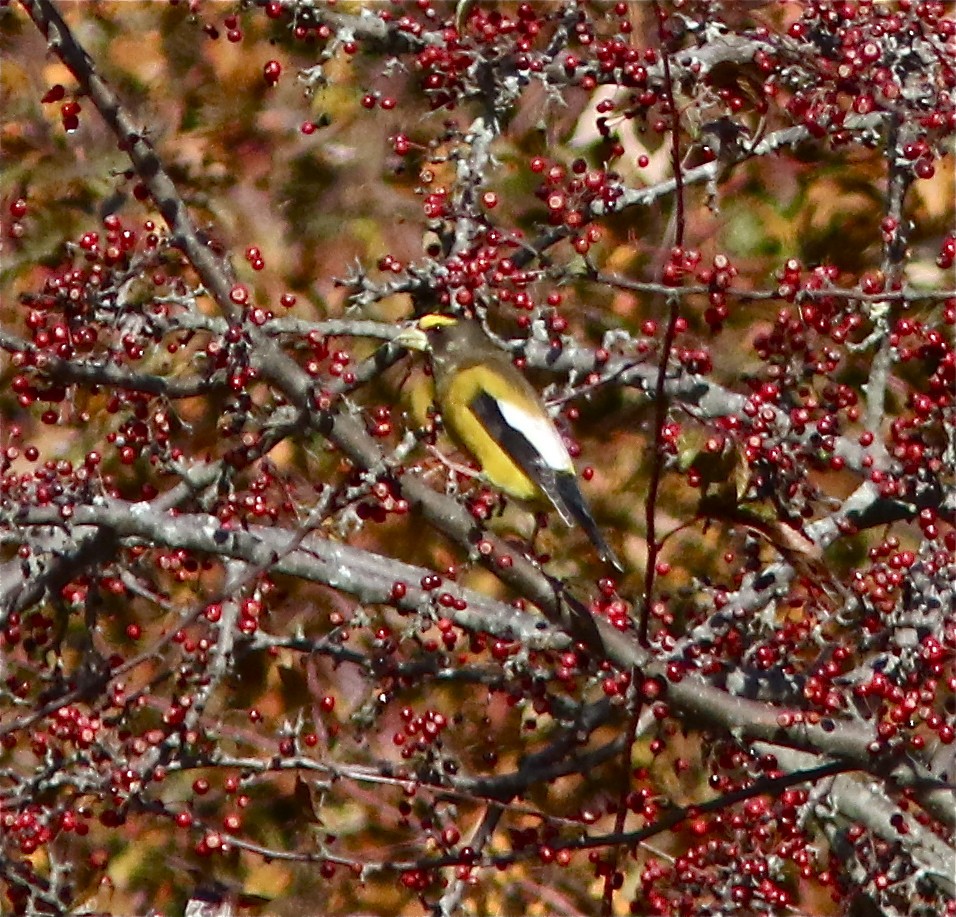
[496,400,574,473]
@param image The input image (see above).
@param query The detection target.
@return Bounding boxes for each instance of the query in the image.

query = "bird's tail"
[554,473,624,572]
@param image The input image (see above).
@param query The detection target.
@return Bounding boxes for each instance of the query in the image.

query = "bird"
[394,314,623,571]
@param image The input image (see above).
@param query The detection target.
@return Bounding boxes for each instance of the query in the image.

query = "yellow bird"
[395,314,622,571]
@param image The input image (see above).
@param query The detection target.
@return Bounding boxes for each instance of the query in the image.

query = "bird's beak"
[393,323,430,352]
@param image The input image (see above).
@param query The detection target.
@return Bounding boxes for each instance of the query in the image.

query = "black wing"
[471,390,623,571]
[470,390,574,522]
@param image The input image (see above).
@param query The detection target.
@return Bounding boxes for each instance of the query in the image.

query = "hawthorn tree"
[1,1,954,915]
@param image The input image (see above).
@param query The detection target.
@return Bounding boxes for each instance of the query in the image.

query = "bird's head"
[394,314,492,373]
[393,313,459,353]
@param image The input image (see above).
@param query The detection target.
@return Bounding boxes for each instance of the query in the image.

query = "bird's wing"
[472,389,623,570]
[469,388,576,524]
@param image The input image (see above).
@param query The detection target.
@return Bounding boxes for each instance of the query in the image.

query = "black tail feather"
[554,473,623,572]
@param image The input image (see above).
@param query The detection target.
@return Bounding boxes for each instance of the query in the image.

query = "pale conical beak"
[393,325,430,352]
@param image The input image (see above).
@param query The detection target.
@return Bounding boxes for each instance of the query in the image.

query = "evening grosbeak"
[394,314,623,571]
